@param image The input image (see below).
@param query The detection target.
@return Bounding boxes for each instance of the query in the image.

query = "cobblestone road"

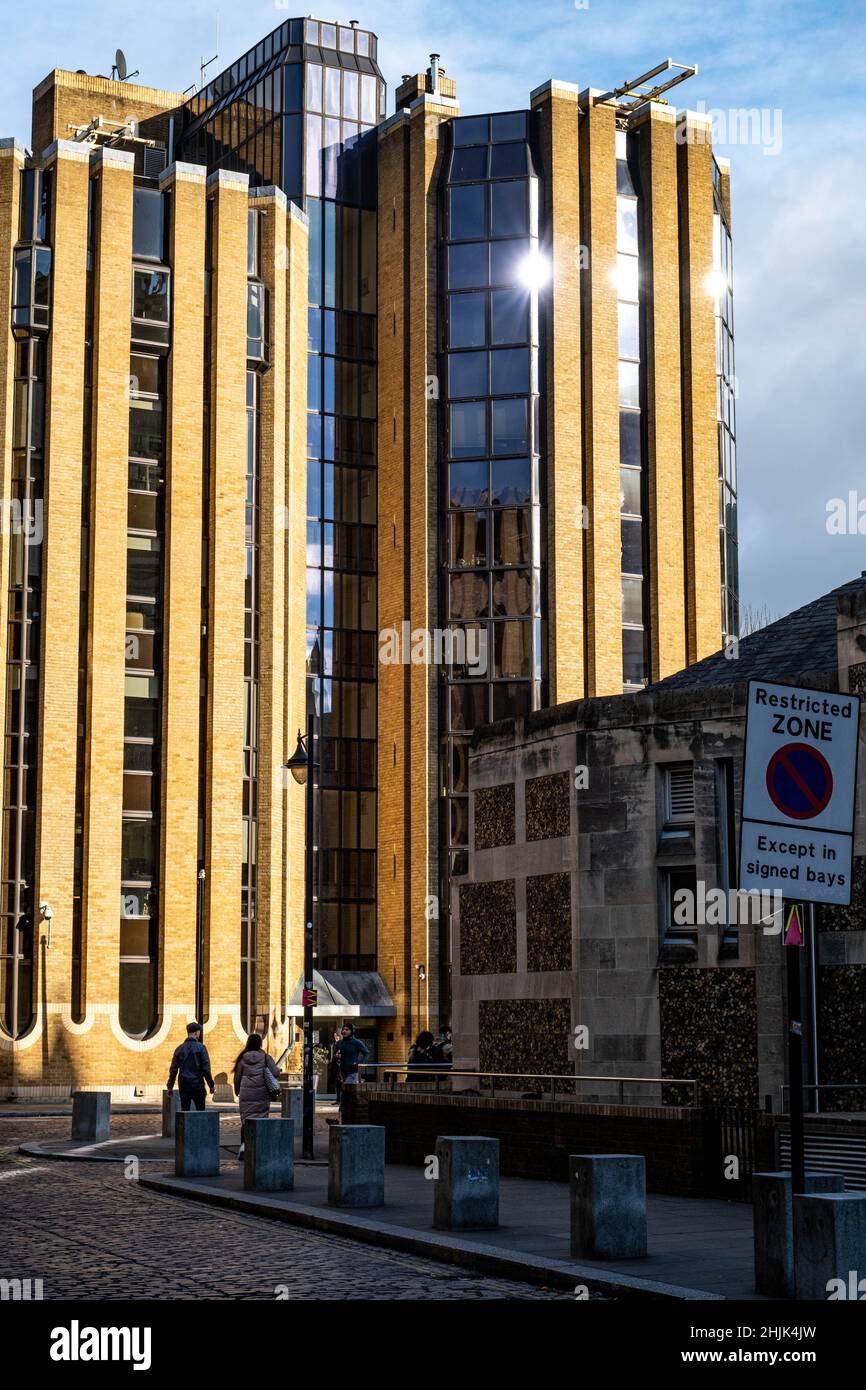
[0,1116,569,1301]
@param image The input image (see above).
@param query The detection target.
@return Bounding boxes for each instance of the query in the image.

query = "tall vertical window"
[713,171,738,642]
[440,110,545,940]
[616,128,647,689]
[175,27,385,980]
[303,42,382,975]
[120,182,169,1039]
[242,356,261,1029]
[1,165,51,1039]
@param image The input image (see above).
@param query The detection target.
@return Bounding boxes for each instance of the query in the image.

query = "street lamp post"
[286,707,318,1160]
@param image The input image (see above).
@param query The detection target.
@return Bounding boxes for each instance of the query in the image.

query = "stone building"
[0,18,731,1093]
[454,576,866,1110]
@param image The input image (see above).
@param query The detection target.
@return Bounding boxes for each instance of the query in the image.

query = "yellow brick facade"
[0,50,727,1091]
[0,146,309,1095]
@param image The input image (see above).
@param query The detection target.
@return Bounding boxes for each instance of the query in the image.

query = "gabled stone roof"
[651,575,866,693]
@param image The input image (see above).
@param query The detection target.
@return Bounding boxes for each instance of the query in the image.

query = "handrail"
[779,1082,866,1113]
[355,1064,700,1106]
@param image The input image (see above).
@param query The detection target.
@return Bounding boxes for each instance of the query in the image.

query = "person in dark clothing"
[432,1025,453,1070]
[233,1032,281,1161]
[167,1022,215,1112]
[327,1029,343,1104]
[333,1023,369,1122]
[407,1030,437,1081]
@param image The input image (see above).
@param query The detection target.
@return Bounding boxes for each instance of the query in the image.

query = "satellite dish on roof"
[115,48,128,81]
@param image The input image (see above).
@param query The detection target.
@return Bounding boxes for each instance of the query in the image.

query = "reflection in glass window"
[325,67,340,117]
[453,116,489,146]
[491,457,530,505]
[360,75,377,124]
[490,287,529,345]
[132,187,164,261]
[491,397,527,455]
[132,269,169,322]
[306,64,322,112]
[450,146,488,181]
[620,409,641,466]
[494,621,530,678]
[489,143,528,178]
[621,518,643,576]
[449,511,487,568]
[616,196,639,254]
[618,301,640,360]
[449,293,486,348]
[448,242,488,290]
[490,348,529,396]
[620,466,641,516]
[449,185,486,240]
[493,509,530,565]
[615,252,639,301]
[490,237,530,286]
[491,112,527,143]
[342,70,359,120]
[622,628,647,687]
[450,401,486,459]
[490,181,528,237]
[448,351,487,398]
[449,460,488,508]
[618,360,640,409]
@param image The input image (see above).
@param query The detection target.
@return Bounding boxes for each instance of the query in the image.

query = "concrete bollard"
[71,1091,111,1142]
[753,1171,845,1297]
[161,1088,181,1139]
[570,1153,647,1259]
[175,1109,220,1177]
[328,1125,385,1208]
[244,1118,294,1192]
[433,1136,499,1231]
[794,1193,866,1300]
[280,1087,303,1130]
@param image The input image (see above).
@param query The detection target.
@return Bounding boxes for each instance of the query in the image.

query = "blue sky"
[2,0,865,623]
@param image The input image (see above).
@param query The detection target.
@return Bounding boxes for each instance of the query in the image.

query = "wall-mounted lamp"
[40,902,54,949]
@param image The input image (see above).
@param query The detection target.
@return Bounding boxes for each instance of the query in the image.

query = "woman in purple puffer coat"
[233,1033,280,1161]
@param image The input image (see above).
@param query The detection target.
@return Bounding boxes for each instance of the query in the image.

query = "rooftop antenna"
[600,58,697,110]
[199,10,220,92]
[200,51,219,90]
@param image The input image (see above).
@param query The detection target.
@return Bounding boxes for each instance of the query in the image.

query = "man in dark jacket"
[333,1023,369,1123]
[167,1022,215,1112]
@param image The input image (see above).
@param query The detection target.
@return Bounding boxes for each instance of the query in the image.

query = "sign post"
[739,680,860,1193]
[784,904,806,1194]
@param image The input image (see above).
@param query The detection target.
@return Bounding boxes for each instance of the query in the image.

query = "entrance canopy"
[287,970,396,1018]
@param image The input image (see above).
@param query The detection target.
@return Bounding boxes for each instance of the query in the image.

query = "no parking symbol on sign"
[739,680,860,905]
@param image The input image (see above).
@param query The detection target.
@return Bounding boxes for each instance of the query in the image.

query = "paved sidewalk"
[3,1117,568,1300]
[139,1157,760,1301]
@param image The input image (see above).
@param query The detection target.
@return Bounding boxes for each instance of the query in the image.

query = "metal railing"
[356,1064,700,1107]
[778,1082,866,1113]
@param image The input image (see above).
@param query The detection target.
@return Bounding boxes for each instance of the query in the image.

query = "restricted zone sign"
[739,679,860,905]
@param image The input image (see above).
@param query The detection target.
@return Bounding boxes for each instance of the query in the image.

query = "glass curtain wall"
[179,20,385,978]
[439,111,546,986]
[713,162,738,642]
[242,207,265,1030]
[304,28,382,974]
[616,127,648,689]
[121,182,170,1038]
[1,165,51,1038]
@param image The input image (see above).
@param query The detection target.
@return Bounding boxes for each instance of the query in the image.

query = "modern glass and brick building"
[0,18,735,1093]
